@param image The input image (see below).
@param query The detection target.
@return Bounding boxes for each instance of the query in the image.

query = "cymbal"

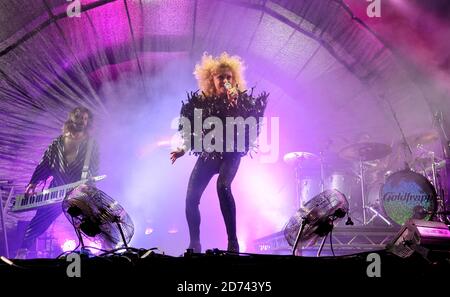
[339,142,392,162]
[408,131,439,146]
[412,156,434,167]
[283,151,319,164]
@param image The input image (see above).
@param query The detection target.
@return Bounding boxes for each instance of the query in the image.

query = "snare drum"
[380,169,437,225]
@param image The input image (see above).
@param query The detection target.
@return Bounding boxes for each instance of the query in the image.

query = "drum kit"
[284,131,448,227]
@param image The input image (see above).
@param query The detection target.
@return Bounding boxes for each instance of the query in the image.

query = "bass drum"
[380,169,437,225]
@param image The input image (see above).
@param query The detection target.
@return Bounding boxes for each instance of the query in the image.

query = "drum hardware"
[359,158,367,225]
[283,151,319,165]
[358,158,392,226]
[430,159,448,224]
[413,144,440,174]
[413,142,447,223]
[284,151,355,211]
[365,206,392,226]
[406,131,440,147]
[380,93,415,169]
[424,159,446,173]
[284,151,325,210]
[433,110,450,223]
[396,119,448,224]
[339,142,392,226]
[339,142,392,162]
[319,152,325,193]
[393,131,448,225]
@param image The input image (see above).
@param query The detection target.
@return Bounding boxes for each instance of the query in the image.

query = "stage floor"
[1,249,449,283]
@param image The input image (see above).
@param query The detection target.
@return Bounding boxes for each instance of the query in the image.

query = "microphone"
[224,81,238,97]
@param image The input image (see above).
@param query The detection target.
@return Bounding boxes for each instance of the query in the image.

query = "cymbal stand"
[365,206,392,226]
[431,152,438,188]
[359,158,367,225]
[359,158,391,226]
[434,111,450,223]
[431,157,448,223]
[380,94,414,169]
[319,152,325,193]
[294,163,301,210]
[295,157,321,210]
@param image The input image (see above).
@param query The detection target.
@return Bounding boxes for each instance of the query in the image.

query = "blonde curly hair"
[193,52,247,97]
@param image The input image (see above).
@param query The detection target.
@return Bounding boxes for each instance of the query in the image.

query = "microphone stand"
[379,94,413,170]
[433,111,450,223]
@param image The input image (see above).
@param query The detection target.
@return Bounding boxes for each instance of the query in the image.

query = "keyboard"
[12,175,106,212]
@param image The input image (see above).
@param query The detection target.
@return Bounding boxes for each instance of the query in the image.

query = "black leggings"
[185,153,241,243]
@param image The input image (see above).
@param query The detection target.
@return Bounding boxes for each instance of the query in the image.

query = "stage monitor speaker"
[387,219,450,262]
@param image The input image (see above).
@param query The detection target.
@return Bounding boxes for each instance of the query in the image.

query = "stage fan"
[62,184,134,252]
[283,189,349,255]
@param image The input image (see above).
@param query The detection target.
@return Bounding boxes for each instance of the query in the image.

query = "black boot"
[227,239,239,253]
[187,241,202,253]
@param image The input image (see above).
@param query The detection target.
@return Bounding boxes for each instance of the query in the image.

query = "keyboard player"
[16,107,99,259]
